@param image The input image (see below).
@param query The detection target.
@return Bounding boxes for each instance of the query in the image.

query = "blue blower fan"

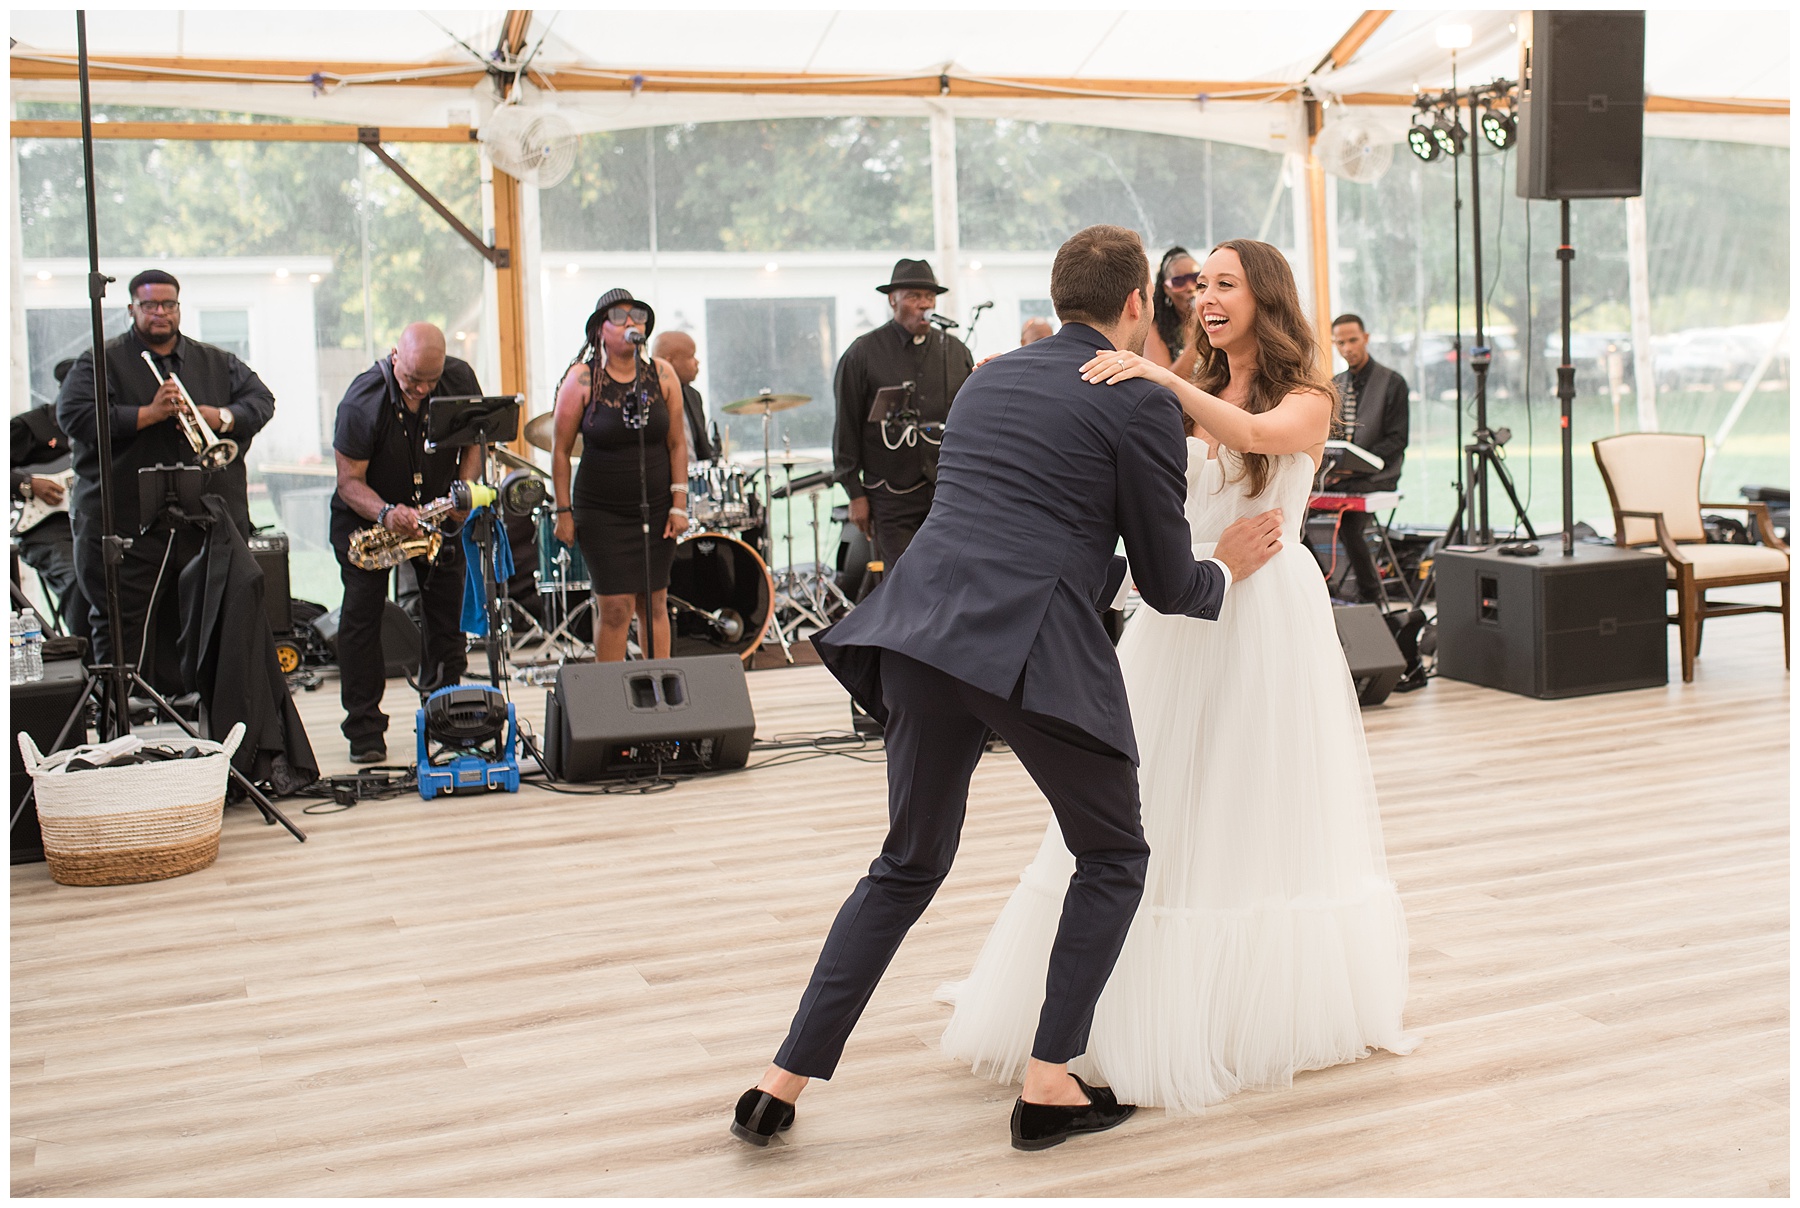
[416,684,520,800]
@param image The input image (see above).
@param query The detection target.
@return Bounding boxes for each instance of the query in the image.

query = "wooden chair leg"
[1782,577,1790,670]
[1678,579,1698,682]
[1693,589,1706,656]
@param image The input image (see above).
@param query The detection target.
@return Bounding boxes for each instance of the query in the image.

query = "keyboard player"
[1322,314,1410,604]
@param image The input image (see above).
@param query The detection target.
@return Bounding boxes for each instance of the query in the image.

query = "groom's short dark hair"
[1051,225,1150,329]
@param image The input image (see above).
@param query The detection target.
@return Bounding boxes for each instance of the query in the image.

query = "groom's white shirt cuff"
[1107,557,1231,611]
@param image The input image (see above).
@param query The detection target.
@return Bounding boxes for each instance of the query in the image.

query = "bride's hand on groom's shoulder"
[1080,349,1160,386]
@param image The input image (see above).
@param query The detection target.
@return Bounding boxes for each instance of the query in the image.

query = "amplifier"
[545,654,756,781]
[247,531,293,634]
[1333,604,1408,706]
[1435,544,1667,698]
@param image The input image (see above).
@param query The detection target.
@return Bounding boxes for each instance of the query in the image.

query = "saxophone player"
[55,268,276,691]
[330,323,484,764]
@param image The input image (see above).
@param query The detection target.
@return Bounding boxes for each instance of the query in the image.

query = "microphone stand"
[623,334,656,659]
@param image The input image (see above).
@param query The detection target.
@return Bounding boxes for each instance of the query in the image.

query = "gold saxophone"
[347,481,497,570]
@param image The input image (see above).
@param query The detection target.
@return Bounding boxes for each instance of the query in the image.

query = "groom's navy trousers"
[775,649,1148,1076]
[788,322,1225,1079]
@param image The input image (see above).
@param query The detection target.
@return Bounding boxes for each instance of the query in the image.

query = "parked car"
[1366,330,1524,404]
[1541,331,1635,398]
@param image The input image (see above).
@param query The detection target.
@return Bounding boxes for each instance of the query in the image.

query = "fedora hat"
[586,287,656,341]
[876,258,949,295]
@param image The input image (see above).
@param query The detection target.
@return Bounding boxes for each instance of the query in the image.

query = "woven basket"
[19,723,245,887]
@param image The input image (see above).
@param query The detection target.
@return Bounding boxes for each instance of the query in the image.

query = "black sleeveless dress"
[571,363,677,595]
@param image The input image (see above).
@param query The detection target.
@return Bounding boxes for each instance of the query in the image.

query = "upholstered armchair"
[1593,432,1789,682]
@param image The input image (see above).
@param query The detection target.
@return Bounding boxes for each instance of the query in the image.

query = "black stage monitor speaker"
[247,531,293,635]
[11,656,90,864]
[1516,10,1646,200]
[312,601,421,679]
[1435,545,1667,698]
[1333,604,1408,706]
[545,653,756,781]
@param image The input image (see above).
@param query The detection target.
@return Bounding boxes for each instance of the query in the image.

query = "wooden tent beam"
[1313,11,1392,75]
[8,120,475,142]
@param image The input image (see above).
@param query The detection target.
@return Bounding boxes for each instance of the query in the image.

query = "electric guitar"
[10,467,75,536]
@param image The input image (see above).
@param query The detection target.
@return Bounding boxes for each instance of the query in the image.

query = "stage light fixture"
[1480,101,1517,150]
[1431,111,1466,158]
[1407,120,1442,162]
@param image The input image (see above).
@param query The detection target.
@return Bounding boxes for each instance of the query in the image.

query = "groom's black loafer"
[1010,1075,1136,1151]
[730,1088,796,1147]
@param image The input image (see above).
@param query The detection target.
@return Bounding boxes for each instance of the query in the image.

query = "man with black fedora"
[831,258,974,570]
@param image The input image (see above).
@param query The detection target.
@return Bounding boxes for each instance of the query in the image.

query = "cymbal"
[492,444,550,479]
[729,449,826,469]
[523,412,581,457]
[723,391,811,415]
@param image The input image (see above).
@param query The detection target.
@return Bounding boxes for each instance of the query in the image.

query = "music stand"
[426,395,523,688]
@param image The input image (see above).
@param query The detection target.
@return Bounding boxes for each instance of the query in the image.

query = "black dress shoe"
[730,1088,796,1147]
[1010,1075,1136,1151]
[348,737,386,765]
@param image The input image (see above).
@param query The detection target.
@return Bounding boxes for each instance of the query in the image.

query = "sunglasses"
[605,304,650,325]
[1165,272,1202,290]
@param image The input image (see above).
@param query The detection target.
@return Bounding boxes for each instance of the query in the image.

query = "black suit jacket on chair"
[814,322,1225,764]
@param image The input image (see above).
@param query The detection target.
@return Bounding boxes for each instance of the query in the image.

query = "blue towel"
[459,507,515,636]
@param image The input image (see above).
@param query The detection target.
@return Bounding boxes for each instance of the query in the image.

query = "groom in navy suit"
[731,225,1285,1151]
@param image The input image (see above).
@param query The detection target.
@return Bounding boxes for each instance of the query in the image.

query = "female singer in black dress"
[550,288,689,660]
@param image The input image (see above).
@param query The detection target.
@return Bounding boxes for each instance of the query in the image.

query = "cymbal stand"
[772,446,838,646]
[754,402,796,663]
[793,483,853,624]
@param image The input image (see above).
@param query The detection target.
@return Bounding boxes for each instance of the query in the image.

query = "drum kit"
[502,388,853,672]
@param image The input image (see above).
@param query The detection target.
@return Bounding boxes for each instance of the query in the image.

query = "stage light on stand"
[1407,120,1442,162]
[1480,100,1517,149]
[1431,111,1467,157]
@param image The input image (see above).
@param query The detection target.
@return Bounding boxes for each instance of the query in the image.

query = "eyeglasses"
[605,304,650,325]
[1165,272,1201,290]
[134,299,181,313]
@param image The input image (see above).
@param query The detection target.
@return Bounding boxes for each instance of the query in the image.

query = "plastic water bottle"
[19,608,43,682]
[9,612,23,685]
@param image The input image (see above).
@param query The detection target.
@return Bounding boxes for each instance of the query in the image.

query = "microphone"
[927,312,959,330]
[625,330,647,345]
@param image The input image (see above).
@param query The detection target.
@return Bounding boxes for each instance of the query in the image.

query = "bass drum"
[668,531,773,661]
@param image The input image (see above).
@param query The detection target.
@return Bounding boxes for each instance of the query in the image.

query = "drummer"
[831,258,974,566]
[550,288,689,661]
[652,330,716,464]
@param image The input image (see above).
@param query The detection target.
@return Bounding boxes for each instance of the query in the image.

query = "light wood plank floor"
[13,601,1788,1197]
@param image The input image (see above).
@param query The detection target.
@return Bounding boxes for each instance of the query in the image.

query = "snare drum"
[668,531,774,660]
[687,460,755,532]
[536,510,590,591]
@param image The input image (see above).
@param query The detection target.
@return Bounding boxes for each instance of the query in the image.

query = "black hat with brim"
[876,258,949,295]
[586,287,656,342]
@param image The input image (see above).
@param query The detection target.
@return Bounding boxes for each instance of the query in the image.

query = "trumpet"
[347,480,498,571]
[140,350,238,471]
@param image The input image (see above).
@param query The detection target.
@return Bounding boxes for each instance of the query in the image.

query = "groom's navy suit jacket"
[814,321,1225,764]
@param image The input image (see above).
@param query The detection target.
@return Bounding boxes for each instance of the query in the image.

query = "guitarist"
[10,359,88,640]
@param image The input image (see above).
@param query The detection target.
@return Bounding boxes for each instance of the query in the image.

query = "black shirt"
[573,365,673,513]
[56,327,276,538]
[11,404,70,500]
[833,320,974,499]
[329,355,482,550]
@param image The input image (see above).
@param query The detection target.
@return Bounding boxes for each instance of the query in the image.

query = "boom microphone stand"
[11,11,304,842]
[623,331,656,659]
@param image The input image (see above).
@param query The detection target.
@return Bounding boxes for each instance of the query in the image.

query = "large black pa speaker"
[1435,545,1667,698]
[11,657,90,864]
[1516,10,1646,200]
[545,654,756,781]
[1333,604,1408,706]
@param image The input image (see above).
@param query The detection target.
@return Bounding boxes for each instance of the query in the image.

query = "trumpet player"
[331,322,484,764]
[55,268,276,689]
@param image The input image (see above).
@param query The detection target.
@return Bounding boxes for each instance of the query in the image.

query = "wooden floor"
[12,599,1789,1197]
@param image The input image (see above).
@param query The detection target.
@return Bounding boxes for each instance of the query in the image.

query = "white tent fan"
[1315,111,1395,185]
[479,104,579,189]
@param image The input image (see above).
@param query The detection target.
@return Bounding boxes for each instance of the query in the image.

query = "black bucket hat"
[586,287,656,342]
[876,258,949,295]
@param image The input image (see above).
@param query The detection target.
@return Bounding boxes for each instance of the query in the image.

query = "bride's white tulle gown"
[939,442,1415,1114]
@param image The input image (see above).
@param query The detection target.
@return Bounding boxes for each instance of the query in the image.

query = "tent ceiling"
[9,8,1788,147]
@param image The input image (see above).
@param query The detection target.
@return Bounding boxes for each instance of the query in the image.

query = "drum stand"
[773,470,853,647]
[510,515,596,666]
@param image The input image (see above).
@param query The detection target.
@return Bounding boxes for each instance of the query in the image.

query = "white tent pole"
[10,96,30,413]
[519,177,546,418]
[1625,195,1658,431]
[928,105,961,319]
[1702,310,1788,495]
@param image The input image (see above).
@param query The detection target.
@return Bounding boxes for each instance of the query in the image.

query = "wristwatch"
[216,407,235,433]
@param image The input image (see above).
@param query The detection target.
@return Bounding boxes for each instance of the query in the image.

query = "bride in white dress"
[940,239,1414,1115]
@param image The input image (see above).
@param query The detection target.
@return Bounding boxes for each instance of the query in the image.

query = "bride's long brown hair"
[1187,238,1338,498]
